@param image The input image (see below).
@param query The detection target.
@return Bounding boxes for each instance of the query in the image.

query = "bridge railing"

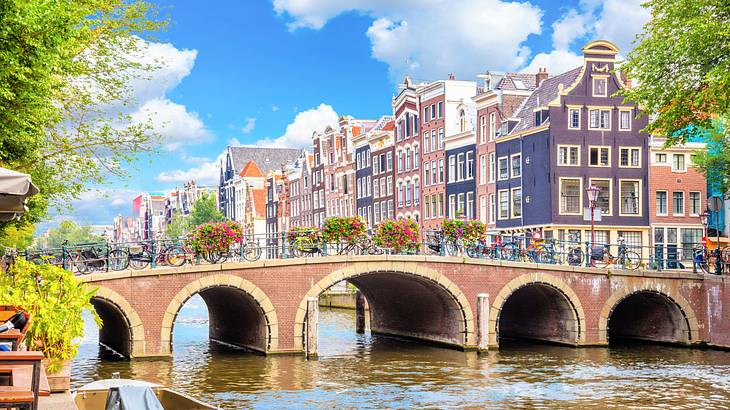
[4,233,727,276]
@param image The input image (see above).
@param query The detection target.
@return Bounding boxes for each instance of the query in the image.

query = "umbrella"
[0,167,39,222]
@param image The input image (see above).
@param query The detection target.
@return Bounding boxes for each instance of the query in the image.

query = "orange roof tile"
[240,160,264,178]
[382,120,395,131]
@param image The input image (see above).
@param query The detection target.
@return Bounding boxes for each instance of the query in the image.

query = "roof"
[497,73,537,91]
[239,160,264,178]
[508,67,583,135]
[382,120,394,131]
[228,146,303,175]
[251,188,267,218]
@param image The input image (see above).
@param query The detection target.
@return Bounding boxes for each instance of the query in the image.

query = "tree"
[188,193,225,228]
[43,220,103,248]
[620,0,729,144]
[0,1,166,232]
[0,222,35,252]
[165,213,187,239]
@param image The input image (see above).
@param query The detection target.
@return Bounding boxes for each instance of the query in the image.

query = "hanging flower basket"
[373,219,420,254]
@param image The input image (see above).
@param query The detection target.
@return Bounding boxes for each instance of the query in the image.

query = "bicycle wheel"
[445,242,458,256]
[499,243,518,261]
[201,251,223,264]
[129,250,151,270]
[567,248,584,266]
[108,249,130,271]
[533,244,552,264]
[466,244,481,259]
[165,246,187,267]
[622,251,641,270]
[592,250,610,269]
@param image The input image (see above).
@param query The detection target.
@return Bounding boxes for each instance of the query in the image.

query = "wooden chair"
[0,307,30,351]
[0,351,48,410]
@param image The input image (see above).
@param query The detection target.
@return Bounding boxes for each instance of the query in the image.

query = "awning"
[0,167,40,222]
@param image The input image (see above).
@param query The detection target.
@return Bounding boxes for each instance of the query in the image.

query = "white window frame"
[498,189,509,220]
[592,76,608,97]
[510,153,522,179]
[557,144,580,167]
[480,116,487,144]
[559,177,583,216]
[588,145,611,167]
[672,191,685,216]
[588,108,612,130]
[489,112,496,140]
[619,179,642,217]
[656,190,668,216]
[568,107,581,130]
[589,178,613,216]
[511,187,522,219]
[489,193,496,224]
[672,154,687,172]
[489,152,496,182]
[619,109,632,131]
[497,156,509,181]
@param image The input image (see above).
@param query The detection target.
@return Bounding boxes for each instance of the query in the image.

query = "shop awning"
[0,167,39,221]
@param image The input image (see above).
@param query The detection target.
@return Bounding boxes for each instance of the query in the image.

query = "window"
[414,146,419,169]
[387,152,393,171]
[489,194,496,224]
[620,147,640,167]
[431,160,437,185]
[672,154,686,172]
[397,182,403,206]
[438,128,444,149]
[457,153,465,180]
[424,107,429,122]
[479,155,487,184]
[424,167,430,187]
[489,152,496,181]
[560,178,581,214]
[438,102,443,118]
[459,110,467,132]
[498,156,509,180]
[655,153,667,164]
[405,148,411,171]
[431,130,436,152]
[438,193,444,217]
[498,190,509,219]
[620,180,640,215]
[619,110,631,130]
[489,113,496,140]
[423,132,430,153]
[569,108,580,129]
[466,192,474,218]
[480,116,487,143]
[511,188,522,218]
[673,191,684,215]
[593,77,607,97]
[449,194,456,217]
[589,146,610,167]
[466,151,474,179]
[431,104,436,119]
[387,176,393,195]
[438,159,444,183]
[414,179,420,204]
[480,195,486,222]
[656,191,668,215]
[558,145,579,166]
[380,178,386,198]
[590,179,612,215]
[373,178,379,198]
[510,154,521,178]
[689,192,701,215]
[449,156,456,182]
[397,150,403,172]
[373,157,379,174]
[589,109,611,130]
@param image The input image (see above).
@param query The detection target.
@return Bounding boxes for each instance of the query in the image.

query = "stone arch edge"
[159,274,279,356]
[292,261,476,351]
[93,286,147,358]
[597,282,700,345]
[489,272,587,347]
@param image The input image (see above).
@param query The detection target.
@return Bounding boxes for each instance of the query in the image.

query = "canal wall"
[319,291,357,309]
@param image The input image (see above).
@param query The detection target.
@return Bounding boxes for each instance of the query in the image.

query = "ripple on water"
[72,308,730,409]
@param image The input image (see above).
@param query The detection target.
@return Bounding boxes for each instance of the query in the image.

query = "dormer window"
[593,77,607,97]
[459,109,467,132]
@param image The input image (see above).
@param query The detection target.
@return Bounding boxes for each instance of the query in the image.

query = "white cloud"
[256,103,338,148]
[551,9,591,50]
[132,98,212,150]
[156,159,222,186]
[593,0,650,52]
[274,0,543,80]
[521,49,584,75]
[241,117,257,134]
[272,105,280,112]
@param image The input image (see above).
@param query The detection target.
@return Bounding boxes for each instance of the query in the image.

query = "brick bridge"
[80,255,730,359]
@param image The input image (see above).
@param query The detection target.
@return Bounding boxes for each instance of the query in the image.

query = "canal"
[73,295,730,409]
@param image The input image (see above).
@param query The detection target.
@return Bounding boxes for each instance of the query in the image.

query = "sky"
[50,0,651,231]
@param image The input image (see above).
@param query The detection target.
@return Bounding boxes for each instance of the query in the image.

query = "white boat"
[73,377,219,410]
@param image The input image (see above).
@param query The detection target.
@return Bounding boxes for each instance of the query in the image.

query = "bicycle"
[499,235,553,263]
[693,242,729,275]
[558,233,584,266]
[289,235,324,258]
[591,238,640,270]
[335,236,383,256]
[424,230,460,256]
[128,241,171,270]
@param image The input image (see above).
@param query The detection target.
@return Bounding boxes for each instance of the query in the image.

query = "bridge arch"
[159,274,278,355]
[293,261,476,350]
[490,272,586,346]
[599,285,699,345]
[91,287,146,358]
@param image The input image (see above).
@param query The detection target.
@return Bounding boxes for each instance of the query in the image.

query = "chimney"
[448,73,456,80]
[536,67,548,87]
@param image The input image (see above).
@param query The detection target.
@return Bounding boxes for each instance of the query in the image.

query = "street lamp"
[700,210,709,238]
[586,185,601,258]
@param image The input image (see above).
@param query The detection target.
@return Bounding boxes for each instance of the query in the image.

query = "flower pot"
[42,358,71,392]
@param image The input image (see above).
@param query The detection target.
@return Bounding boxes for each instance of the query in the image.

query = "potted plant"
[373,219,420,254]
[0,258,99,391]
[187,220,243,261]
[322,216,367,246]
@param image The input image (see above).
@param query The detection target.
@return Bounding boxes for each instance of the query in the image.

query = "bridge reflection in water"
[72,301,730,409]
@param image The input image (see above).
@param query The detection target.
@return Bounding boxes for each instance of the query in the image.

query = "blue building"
[444,105,477,219]
[354,133,373,227]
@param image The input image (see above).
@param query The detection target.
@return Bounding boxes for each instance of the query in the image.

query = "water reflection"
[73,296,730,409]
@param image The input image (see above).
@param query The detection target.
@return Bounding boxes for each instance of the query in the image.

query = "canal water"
[72,295,730,409]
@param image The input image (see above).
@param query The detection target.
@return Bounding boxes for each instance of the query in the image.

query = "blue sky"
[53,0,650,230]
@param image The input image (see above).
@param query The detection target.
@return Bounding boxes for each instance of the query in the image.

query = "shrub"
[0,259,98,373]
[322,216,367,243]
[187,220,243,253]
[373,219,420,253]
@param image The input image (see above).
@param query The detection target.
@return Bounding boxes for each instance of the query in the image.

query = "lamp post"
[586,185,601,258]
[700,210,709,240]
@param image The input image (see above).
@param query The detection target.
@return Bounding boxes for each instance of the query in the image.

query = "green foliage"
[619,0,730,144]
[373,219,419,254]
[165,213,187,240]
[189,193,225,228]
[43,220,103,248]
[0,221,35,252]
[0,258,99,373]
[0,0,166,235]
[286,226,323,244]
[442,219,486,245]
[186,220,243,253]
[322,216,367,243]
